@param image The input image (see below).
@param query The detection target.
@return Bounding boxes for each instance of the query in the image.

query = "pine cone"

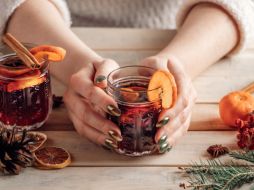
[0,128,34,175]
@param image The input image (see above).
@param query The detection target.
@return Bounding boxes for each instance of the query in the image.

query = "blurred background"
[65,0,183,29]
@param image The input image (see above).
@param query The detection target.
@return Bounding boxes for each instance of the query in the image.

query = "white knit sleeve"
[0,0,25,38]
[0,0,71,40]
[176,0,254,55]
[49,0,72,26]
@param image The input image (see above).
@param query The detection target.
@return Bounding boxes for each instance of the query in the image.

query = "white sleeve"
[0,0,71,41]
[176,0,254,55]
[49,0,71,26]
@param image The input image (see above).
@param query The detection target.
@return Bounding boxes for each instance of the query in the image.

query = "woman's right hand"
[140,55,197,153]
[64,59,123,149]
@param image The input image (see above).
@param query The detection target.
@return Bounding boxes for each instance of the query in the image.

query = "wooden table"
[1,28,254,190]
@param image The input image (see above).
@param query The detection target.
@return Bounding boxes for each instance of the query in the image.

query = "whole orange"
[219,91,254,126]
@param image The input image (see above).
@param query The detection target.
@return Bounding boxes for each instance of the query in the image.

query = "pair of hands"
[64,55,197,153]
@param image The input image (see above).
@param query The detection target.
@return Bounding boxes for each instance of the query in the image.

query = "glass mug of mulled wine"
[0,44,52,130]
[107,66,177,156]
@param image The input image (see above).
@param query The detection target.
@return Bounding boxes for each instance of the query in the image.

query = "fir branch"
[180,160,240,175]
[187,172,218,190]
[229,151,254,164]
[179,160,254,190]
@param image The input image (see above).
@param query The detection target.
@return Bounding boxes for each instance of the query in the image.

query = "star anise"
[207,144,229,158]
[52,94,64,109]
[179,183,187,189]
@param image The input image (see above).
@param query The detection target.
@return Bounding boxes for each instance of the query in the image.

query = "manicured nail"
[156,117,170,128]
[108,130,123,142]
[95,75,106,84]
[107,105,121,116]
[158,135,167,145]
[166,146,172,152]
[101,145,112,151]
[105,138,118,149]
[159,142,169,153]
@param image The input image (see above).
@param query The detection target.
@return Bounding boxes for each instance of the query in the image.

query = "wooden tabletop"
[1,28,254,190]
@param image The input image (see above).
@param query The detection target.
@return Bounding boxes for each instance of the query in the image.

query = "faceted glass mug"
[0,44,52,130]
[107,66,162,156]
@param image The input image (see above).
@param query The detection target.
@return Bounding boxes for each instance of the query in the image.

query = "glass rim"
[107,65,162,93]
[0,43,49,81]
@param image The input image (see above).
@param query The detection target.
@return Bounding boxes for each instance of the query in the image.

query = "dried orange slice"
[33,147,71,169]
[120,88,139,102]
[7,70,46,92]
[16,132,47,152]
[147,70,177,109]
[30,45,66,62]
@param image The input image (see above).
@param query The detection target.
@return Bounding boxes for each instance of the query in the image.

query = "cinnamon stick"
[2,33,40,69]
[242,82,254,94]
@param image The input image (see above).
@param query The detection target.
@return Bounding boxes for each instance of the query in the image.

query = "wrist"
[50,45,103,85]
[156,49,196,79]
[73,50,102,66]
[154,52,194,79]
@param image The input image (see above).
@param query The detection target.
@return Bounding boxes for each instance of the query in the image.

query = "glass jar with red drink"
[107,66,162,156]
[0,44,52,130]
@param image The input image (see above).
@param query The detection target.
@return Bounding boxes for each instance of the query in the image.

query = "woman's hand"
[140,55,197,153]
[64,59,123,149]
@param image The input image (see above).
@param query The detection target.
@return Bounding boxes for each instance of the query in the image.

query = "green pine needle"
[229,151,254,163]
[180,152,254,190]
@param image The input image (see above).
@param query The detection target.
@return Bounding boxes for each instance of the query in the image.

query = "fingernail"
[166,146,172,152]
[156,117,170,128]
[105,138,118,149]
[158,134,167,145]
[108,130,123,142]
[95,75,106,83]
[159,142,169,153]
[107,105,121,116]
[101,145,112,151]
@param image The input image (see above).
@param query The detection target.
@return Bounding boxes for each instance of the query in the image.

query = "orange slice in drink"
[147,70,177,109]
[33,147,71,169]
[0,66,31,78]
[30,45,66,62]
[120,88,139,102]
[7,70,46,92]
[0,56,32,77]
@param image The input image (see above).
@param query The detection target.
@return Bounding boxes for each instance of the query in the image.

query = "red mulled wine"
[0,55,52,130]
[107,66,162,156]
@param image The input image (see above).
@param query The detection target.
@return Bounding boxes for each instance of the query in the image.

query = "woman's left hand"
[140,55,197,153]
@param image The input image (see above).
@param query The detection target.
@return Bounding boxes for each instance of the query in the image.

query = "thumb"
[93,59,120,88]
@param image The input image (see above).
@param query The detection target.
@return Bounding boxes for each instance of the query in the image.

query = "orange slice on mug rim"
[0,45,65,78]
[147,70,177,109]
[30,45,66,62]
